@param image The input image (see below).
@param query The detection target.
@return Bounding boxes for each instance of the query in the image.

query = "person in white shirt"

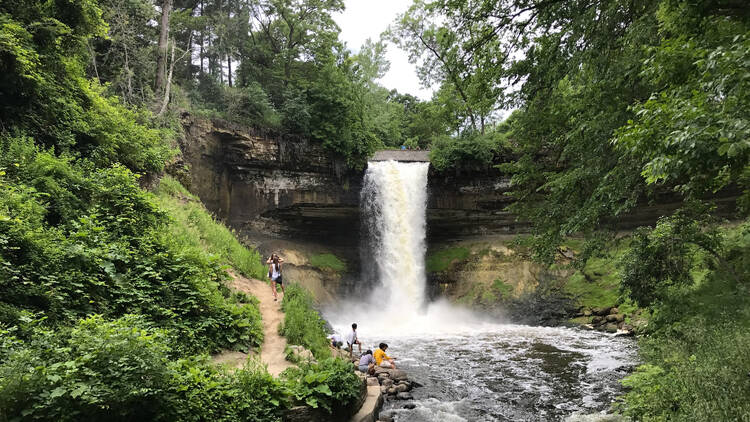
[328,333,343,348]
[346,323,362,357]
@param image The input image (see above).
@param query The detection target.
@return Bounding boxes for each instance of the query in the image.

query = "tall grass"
[280,284,331,360]
[154,176,266,279]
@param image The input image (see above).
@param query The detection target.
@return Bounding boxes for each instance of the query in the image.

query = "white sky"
[333,1,435,100]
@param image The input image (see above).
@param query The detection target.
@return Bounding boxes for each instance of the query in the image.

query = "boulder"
[287,345,316,363]
[397,381,412,391]
[390,369,409,381]
[403,403,416,409]
[380,386,388,394]
[380,378,394,388]
[605,313,624,323]
[387,387,397,395]
[592,316,604,325]
[366,377,380,386]
[610,307,619,314]
[582,324,594,330]
[397,392,414,400]
[378,413,394,422]
[604,323,618,333]
[395,384,409,393]
[583,309,593,317]
[593,307,612,316]
[377,373,391,381]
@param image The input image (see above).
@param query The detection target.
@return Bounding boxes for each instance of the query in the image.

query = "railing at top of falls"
[369,150,430,162]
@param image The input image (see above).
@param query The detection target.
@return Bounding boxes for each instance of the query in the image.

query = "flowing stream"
[326,160,637,421]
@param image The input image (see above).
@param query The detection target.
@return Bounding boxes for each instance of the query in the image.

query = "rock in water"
[403,403,417,409]
[397,392,414,400]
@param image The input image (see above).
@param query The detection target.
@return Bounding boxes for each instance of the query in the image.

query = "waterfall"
[360,160,430,312]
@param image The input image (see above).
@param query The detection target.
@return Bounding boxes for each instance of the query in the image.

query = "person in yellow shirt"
[373,343,397,369]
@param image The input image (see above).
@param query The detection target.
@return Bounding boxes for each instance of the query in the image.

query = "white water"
[359,160,430,318]
[324,160,637,421]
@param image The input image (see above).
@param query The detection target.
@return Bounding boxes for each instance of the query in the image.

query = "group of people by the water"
[329,323,397,375]
[266,254,397,374]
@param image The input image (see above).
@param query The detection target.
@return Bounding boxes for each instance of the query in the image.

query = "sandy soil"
[222,272,293,376]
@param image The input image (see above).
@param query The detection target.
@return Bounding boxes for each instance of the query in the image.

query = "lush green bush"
[0,316,286,422]
[0,137,262,355]
[280,284,331,360]
[282,358,361,414]
[308,253,347,273]
[0,316,172,421]
[618,222,750,421]
[154,176,267,280]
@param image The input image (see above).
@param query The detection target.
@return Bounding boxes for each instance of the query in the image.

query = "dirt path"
[229,273,293,377]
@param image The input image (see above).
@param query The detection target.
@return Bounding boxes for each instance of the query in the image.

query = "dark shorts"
[273,276,283,285]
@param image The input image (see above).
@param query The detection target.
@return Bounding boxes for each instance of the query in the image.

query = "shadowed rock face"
[178,115,738,253]
[178,116,532,250]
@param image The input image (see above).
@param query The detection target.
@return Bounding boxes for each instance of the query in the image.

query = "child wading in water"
[267,253,284,301]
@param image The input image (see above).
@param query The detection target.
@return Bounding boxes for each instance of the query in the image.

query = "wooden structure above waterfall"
[370,150,431,162]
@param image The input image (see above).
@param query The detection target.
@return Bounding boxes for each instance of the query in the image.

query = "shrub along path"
[229,273,293,376]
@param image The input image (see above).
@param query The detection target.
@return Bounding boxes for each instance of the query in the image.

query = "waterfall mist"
[326,160,497,337]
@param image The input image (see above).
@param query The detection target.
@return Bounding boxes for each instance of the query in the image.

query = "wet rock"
[397,381,412,391]
[395,384,409,393]
[604,323,619,333]
[377,372,391,381]
[582,324,595,330]
[380,378,394,388]
[403,403,416,409]
[380,386,388,394]
[387,387,397,395]
[390,369,409,381]
[410,380,424,388]
[397,392,414,400]
[366,377,380,386]
[606,314,624,323]
[615,329,634,337]
[378,413,394,422]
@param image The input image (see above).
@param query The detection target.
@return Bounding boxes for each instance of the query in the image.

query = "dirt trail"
[229,273,293,376]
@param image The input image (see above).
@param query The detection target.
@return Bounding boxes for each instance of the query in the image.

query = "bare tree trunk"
[227,56,232,87]
[159,36,192,116]
[88,41,100,83]
[158,41,176,116]
[123,43,133,101]
[199,0,204,74]
[155,0,173,94]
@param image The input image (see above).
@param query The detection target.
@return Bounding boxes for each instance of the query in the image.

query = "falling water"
[325,159,637,421]
[360,160,430,314]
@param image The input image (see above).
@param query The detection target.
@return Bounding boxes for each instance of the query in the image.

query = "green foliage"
[491,278,514,301]
[282,358,361,414]
[154,176,267,280]
[620,206,724,307]
[280,284,331,360]
[0,1,173,173]
[430,129,507,171]
[308,253,346,273]
[425,246,470,272]
[616,221,750,421]
[0,317,286,422]
[0,137,262,355]
[0,316,171,421]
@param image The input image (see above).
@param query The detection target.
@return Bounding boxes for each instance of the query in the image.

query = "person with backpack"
[268,254,284,301]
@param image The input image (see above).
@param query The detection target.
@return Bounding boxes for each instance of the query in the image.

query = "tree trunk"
[155,0,173,94]
[158,41,176,116]
[227,56,232,87]
[199,0,204,74]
